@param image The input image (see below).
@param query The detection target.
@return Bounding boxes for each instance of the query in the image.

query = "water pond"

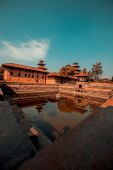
[20,96,103,141]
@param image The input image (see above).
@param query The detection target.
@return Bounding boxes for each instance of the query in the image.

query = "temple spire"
[72,61,81,74]
[37,59,48,70]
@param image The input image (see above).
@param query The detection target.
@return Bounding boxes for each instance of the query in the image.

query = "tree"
[83,68,87,73]
[0,66,4,80]
[92,62,103,80]
[88,71,93,81]
[59,65,75,77]
[65,64,71,67]
[111,76,113,82]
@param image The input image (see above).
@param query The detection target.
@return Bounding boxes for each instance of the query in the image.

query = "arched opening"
[79,84,82,88]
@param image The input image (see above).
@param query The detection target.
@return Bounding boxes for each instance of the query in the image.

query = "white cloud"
[0,39,50,61]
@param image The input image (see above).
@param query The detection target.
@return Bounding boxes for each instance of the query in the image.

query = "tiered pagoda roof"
[72,61,81,74]
[37,59,48,70]
[76,70,89,77]
[73,62,80,67]
[36,101,47,113]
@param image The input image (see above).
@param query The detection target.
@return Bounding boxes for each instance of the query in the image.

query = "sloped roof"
[68,76,78,79]
[76,71,89,77]
[48,73,79,80]
[37,59,46,66]
[2,63,49,73]
[48,72,60,77]
[37,66,48,70]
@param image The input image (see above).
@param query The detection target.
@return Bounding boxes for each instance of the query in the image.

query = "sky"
[0,0,113,78]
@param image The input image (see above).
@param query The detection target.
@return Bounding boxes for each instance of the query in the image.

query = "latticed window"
[10,72,13,75]
[18,73,21,77]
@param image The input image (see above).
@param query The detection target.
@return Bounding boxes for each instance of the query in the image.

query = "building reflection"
[35,101,47,113]
[89,103,99,112]
[57,99,87,114]
[74,97,89,108]
[56,96,102,114]
[20,95,102,115]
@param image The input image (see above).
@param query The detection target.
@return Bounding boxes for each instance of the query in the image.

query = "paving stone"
[0,101,36,170]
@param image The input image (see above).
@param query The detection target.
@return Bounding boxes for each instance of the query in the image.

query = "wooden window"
[18,73,21,77]
[28,74,30,77]
[25,74,27,77]
[32,75,34,78]
[10,72,13,75]
[11,67,13,70]
[37,75,38,78]
[25,69,27,72]
[18,69,21,71]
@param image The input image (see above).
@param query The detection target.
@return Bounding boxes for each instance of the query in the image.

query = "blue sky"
[0,0,113,78]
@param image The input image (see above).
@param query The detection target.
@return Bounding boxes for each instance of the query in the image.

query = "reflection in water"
[57,100,87,114]
[36,101,47,113]
[21,96,103,142]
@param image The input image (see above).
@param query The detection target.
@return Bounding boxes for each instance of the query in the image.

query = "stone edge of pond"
[0,93,52,170]
[17,105,113,170]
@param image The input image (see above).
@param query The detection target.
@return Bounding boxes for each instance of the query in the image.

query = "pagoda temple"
[37,59,48,70]
[72,62,81,74]
[1,59,89,84]
[76,69,89,82]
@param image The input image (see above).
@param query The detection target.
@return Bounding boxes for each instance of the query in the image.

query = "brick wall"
[4,67,46,84]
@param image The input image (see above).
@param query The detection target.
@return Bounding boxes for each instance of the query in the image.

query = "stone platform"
[18,106,113,170]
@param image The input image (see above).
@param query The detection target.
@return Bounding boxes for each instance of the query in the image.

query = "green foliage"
[91,62,103,80]
[88,71,93,80]
[83,68,87,73]
[0,66,4,73]
[111,76,113,82]
[0,66,4,79]
[59,65,75,77]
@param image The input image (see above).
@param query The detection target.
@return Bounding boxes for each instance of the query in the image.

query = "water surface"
[21,97,102,141]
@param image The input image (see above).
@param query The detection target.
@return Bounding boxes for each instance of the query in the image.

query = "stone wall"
[59,82,113,99]
[1,82,113,100]
[1,82,59,97]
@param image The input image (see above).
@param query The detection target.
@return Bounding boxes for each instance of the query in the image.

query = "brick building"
[2,60,89,84]
[2,60,48,84]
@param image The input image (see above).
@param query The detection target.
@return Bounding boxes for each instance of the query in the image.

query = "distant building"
[47,72,74,84]
[2,60,48,84]
[72,62,81,74]
[76,70,89,82]
[2,60,89,84]
[69,62,89,82]
[37,59,48,71]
